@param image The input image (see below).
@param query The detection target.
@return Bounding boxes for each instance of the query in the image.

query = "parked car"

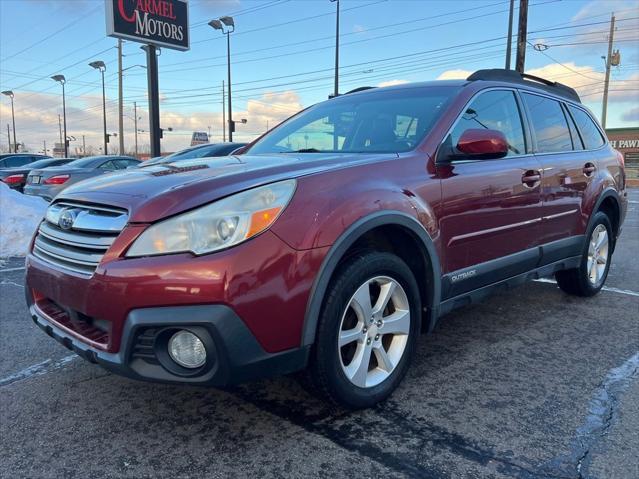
[139,142,247,167]
[0,153,51,168]
[0,158,74,192]
[25,69,626,408]
[23,155,141,201]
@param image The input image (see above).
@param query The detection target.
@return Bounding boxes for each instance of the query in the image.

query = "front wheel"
[555,211,613,297]
[308,252,421,408]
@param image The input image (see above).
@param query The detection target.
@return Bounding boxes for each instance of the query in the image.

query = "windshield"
[248,86,458,155]
[17,159,48,168]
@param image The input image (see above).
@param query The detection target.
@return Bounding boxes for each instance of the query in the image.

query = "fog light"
[168,330,206,368]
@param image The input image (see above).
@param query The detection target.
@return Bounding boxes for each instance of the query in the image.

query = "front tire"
[555,211,613,297]
[308,252,421,408]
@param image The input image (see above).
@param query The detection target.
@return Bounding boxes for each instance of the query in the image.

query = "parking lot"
[0,190,636,479]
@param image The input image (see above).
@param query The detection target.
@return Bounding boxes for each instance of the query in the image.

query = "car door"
[438,89,543,298]
[520,93,597,261]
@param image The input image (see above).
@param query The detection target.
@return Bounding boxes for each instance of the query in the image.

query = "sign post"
[105,0,189,157]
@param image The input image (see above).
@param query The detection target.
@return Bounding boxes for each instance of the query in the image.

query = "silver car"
[24,155,140,201]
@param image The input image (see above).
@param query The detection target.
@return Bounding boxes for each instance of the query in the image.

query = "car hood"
[56,152,398,223]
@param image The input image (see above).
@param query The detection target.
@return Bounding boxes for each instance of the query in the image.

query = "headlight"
[126,179,296,257]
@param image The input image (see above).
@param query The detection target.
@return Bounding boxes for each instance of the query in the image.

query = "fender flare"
[300,211,441,347]
[590,187,622,235]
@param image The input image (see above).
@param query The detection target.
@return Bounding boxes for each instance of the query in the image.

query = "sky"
[0,0,638,155]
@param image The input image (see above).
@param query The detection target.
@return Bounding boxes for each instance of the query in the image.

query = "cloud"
[572,0,637,22]
[192,0,242,16]
[436,69,472,80]
[377,79,409,87]
[621,106,639,122]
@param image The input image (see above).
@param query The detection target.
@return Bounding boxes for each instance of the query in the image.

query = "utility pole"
[134,101,139,158]
[505,0,515,69]
[222,80,226,142]
[43,140,46,155]
[118,39,125,155]
[515,0,528,73]
[601,13,616,129]
[82,135,86,156]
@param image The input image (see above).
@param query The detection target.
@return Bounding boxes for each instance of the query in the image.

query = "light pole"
[51,75,68,157]
[330,0,340,97]
[209,16,235,142]
[89,61,108,155]
[1,91,17,152]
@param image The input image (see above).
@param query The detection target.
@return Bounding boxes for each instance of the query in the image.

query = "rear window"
[67,157,98,167]
[568,105,605,150]
[248,86,458,154]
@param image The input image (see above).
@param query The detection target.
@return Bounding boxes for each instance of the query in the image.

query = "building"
[606,128,639,181]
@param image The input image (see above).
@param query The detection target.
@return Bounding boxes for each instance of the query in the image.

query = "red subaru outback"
[26,69,627,408]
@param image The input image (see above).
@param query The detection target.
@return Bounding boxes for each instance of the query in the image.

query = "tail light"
[44,174,70,185]
[2,174,25,184]
[615,149,624,167]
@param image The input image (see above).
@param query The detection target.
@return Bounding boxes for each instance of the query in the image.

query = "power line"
[0,5,101,63]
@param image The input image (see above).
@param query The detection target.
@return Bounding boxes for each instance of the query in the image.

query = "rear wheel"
[555,211,612,297]
[308,252,421,408]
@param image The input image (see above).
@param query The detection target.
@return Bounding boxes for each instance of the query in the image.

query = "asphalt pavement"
[1,190,637,479]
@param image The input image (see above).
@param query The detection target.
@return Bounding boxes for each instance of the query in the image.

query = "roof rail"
[467,69,580,103]
[345,86,376,95]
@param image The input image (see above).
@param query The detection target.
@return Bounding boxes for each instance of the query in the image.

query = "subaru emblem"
[58,208,78,230]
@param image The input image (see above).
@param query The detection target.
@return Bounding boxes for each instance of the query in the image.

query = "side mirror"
[456,129,508,160]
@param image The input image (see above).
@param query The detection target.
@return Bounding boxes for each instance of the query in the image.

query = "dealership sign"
[106,0,189,51]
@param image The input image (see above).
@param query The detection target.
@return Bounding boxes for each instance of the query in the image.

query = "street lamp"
[89,61,108,155]
[330,0,340,98]
[209,15,235,142]
[1,90,17,153]
[51,74,68,157]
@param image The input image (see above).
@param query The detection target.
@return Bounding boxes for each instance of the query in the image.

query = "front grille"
[32,201,128,275]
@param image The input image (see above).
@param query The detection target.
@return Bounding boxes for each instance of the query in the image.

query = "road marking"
[535,278,639,297]
[0,280,24,288]
[0,355,77,387]
[0,266,25,273]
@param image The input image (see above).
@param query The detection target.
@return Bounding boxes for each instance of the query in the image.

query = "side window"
[568,105,605,150]
[450,90,526,156]
[99,160,117,170]
[521,93,572,153]
[563,104,584,150]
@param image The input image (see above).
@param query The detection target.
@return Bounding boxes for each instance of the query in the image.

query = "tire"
[307,251,421,409]
[555,211,613,297]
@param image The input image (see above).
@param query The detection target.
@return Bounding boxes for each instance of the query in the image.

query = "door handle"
[522,170,541,187]
[583,162,596,177]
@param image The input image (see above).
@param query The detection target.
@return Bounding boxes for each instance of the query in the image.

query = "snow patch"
[0,183,48,258]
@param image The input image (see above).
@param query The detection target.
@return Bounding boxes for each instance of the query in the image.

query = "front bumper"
[25,228,326,385]
[28,297,310,386]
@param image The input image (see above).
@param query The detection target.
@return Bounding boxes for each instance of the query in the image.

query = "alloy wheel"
[338,276,410,388]
[587,224,609,286]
